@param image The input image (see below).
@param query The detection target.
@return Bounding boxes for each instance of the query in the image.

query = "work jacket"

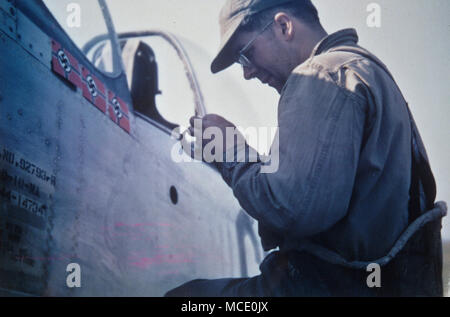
[218,29,447,296]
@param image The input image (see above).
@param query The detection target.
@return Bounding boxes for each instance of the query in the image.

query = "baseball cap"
[211,0,295,74]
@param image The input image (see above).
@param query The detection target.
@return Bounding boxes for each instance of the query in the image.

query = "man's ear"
[274,12,294,41]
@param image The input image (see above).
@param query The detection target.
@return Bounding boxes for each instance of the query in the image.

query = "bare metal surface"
[0,20,262,297]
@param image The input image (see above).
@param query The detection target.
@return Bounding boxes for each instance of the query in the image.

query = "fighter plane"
[0,0,264,296]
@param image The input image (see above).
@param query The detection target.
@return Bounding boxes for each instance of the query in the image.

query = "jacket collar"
[310,28,359,58]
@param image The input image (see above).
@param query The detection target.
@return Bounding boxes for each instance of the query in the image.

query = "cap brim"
[210,16,244,74]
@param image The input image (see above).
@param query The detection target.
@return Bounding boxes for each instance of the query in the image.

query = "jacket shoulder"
[291,48,389,104]
[307,49,365,73]
[288,50,368,104]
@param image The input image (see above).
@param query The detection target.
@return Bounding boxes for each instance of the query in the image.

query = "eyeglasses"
[237,20,274,68]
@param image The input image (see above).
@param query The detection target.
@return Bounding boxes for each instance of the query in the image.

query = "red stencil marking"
[108,105,117,123]
[119,116,130,133]
[115,96,129,116]
[82,82,93,102]
[92,75,106,96]
[51,56,65,77]
[67,71,82,89]
[94,95,107,113]
[63,49,79,73]
[51,40,61,53]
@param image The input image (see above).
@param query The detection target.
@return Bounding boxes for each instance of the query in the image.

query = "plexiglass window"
[121,36,197,130]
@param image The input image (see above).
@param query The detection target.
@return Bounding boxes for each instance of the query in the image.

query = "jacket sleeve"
[218,69,367,240]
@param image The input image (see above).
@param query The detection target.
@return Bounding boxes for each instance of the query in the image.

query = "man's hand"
[188,114,237,150]
[182,114,248,163]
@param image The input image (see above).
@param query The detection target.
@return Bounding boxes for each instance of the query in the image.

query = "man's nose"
[243,65,257,80]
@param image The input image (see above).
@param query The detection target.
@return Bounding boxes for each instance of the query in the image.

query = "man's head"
[211,0,327,93]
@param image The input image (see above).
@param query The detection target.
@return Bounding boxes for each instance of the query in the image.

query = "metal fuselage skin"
[0,0,262,296]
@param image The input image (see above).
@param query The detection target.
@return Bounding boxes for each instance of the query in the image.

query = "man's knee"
[164,279,210,297]
[164,277,257,297]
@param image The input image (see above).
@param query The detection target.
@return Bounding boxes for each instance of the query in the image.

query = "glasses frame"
[237,20,274,68]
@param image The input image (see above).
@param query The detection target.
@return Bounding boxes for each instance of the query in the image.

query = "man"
[166,0,446,296]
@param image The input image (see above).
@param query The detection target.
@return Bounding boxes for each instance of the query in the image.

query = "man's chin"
[258,77,283,94]
[266,79,279,92]
[269,81,283,94]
